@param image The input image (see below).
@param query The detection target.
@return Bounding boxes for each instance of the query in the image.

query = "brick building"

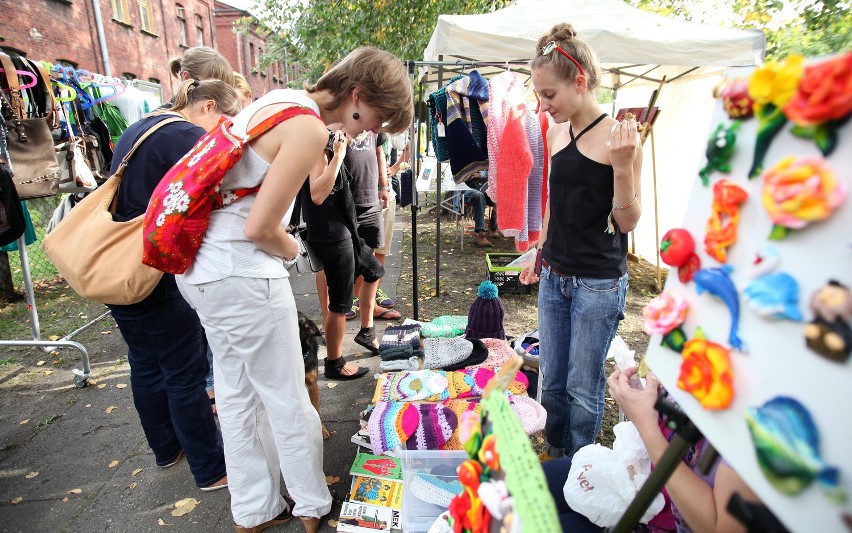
[0,0,280,101]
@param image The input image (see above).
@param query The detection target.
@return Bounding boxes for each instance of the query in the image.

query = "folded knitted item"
[380,356,421,372]
[368,401,420,455]
[510,395,547,435]
[380,324,422,353]
[421,315,468,338]
[423,338,473,369]
[444,399,483,450]
[442,338,489,371]
[380,344,424,362]
[408,472,463,508]
[406,404,458,450]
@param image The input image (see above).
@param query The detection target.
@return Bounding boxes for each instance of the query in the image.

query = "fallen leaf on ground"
[20,419,30,425]
[129,482,137,489]
[100,331,111,335]
[108,460,119,468]
[105,406,117,414]
[11,497,22,504]
[25,472,38,479]
[48,335,59,341]
[62,497,69,503]
[50,351,60,356]
[36,361,46,366]
[327,383,338,389]
[328,519,339,527]
[157,518,167,526]
[97,384,107,389]
[43,370,54,376]
[116,383,127,389]
[325,475,340,484]
[68,488,82,494]
[131,468,143,476]
[171,497,200,517]
[85,404,91,408]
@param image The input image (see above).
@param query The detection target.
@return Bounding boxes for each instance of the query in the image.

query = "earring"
[353,111,360,120]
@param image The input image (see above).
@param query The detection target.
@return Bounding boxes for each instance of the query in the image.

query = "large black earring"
[352,112,360,120]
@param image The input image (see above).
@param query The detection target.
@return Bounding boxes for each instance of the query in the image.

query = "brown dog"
[297,311,330,439]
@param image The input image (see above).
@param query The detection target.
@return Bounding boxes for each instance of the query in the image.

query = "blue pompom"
[477,280,498,299]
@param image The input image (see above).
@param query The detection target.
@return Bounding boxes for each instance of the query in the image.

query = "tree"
[626,0,851,60]
[247,0,512,84]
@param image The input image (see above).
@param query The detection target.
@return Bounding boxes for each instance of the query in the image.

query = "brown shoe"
[235,495,295,532]
[487,229,502,239]
[473,231,493,247]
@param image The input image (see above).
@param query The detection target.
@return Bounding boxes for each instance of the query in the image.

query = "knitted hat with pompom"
[465,280,505,340]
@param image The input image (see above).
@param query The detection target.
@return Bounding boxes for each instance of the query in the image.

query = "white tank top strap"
[231,89,321,137]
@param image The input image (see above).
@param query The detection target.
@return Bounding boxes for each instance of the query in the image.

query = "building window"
[258,47,265,75]
[149,77,160,84]
[56,59,78,69]
[176,4,187,47]
[249,43,256,72]
[195,14,204,46]
[138,0,154,32]
[1,47,27,58]
[112,0,131,23]
[122,72,137,80]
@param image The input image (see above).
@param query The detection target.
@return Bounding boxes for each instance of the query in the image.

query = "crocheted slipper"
[324,357,368,380]
[406,404,458,450]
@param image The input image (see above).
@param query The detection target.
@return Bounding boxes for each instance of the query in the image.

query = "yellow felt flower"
[748,55,805,110]
[677,337,734,410]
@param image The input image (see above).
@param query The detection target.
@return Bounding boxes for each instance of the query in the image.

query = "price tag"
[436,122,446,138]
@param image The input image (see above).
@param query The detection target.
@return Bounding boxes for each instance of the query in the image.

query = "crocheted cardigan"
[445,71,490,183]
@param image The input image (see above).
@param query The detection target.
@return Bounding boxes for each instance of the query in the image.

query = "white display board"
[645,64,852,532]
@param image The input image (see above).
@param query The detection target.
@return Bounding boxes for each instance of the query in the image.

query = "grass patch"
[0,357,19,366]
[36,415,60,430]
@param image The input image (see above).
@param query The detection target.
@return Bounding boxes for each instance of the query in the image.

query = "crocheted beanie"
[380,324,422,352]
[368,401,420,455]
[467,338,514,370]
[423,337,474,369]
[465,281,505,340]
[406,404,458,450]
[510,395,547,435]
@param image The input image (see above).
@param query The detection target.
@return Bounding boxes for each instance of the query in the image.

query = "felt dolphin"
[743,245,802,321]
[694,266,746,352]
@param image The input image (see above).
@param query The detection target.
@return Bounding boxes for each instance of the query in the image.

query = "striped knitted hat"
[406,404,458,450]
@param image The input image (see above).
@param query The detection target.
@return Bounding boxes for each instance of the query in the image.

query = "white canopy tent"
[420,0,766,262]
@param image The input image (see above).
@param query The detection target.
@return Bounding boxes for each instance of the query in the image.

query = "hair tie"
[190,79,201,89]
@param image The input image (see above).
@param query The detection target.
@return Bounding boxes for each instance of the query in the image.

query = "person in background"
[373,142,411,306]
[107,79,240,493]
[520,22,642,459]
[542,367,762,532]
[463,188,499,247]
[233,72,253,107]
[175,47,413,532]
[168,46,235,87]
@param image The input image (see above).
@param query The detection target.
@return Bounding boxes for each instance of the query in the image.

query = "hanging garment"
[445,71,489,183]
[427,75,464,162]
[523,111,546,249]
[0,200,36,252]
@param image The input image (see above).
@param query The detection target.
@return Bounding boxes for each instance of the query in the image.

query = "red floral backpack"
[142,105,321,274]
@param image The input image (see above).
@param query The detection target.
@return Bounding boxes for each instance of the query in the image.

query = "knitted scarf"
[523,111,546,250]
[445,71,489,183]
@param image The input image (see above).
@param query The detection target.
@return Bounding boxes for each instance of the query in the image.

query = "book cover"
[349,475,403,509]
[336,501,400,532]
[350,451,402,480]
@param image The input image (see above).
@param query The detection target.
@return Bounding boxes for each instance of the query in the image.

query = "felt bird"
[694,267,746,352]
[746,396,847,504]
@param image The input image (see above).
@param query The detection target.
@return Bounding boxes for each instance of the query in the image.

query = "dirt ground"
[393,209,666,448]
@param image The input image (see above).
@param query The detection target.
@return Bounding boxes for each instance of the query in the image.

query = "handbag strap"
[30,60,59,128]
[112,114,187,178]
[0,53,23,120]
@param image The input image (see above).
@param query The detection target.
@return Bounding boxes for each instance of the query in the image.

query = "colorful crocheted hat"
[380,324,422,352]
[467,338,515,370]
[423,337,474,369]
[406,404,458,450]
[394,370,449,402]
[465,281,505,340]
[368,401,420,455]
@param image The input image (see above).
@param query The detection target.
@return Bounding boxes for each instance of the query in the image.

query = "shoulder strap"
[0,53,23,120]
[569,113,608,143]
[244,105,321,142]
[112,115,186,177]
[30,60,59,128]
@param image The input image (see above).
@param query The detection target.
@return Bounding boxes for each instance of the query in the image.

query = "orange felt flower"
[784,52,852,126]
[677,337,734,410]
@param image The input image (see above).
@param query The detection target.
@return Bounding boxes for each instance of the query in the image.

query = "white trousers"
[177,276,332,527]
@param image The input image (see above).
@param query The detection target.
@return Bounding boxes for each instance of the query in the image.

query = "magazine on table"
[349,475,403,509]
[336,501,400,532]
[350,451,402,480]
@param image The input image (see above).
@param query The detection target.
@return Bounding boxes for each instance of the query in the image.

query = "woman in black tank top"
[520,23,643,460]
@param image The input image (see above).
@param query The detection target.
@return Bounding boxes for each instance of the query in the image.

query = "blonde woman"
[234,72,253,107]
[176,47,413,533]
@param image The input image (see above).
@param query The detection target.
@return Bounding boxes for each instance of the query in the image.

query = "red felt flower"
[784,52,852,126]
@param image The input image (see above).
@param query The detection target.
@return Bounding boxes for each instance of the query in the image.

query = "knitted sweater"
[445,71,490,183]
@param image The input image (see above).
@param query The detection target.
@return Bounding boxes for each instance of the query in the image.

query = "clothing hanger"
[0,68,38,90]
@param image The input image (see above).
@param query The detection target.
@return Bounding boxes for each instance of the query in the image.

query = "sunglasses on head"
[540,41,586,78]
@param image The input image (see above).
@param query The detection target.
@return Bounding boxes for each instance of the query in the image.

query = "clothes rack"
[0,235,110,387]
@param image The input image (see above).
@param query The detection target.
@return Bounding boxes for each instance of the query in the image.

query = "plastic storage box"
[400,449,468,533]
[485,253,533,295]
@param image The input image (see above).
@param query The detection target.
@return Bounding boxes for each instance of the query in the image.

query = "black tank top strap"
[568,113,609,143]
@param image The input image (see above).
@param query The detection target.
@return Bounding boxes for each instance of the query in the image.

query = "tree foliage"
[247,0,511,84]
[627,0,851,60]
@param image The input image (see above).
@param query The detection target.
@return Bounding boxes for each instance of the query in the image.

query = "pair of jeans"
[464,190,497,232]
[107,275,226,488]
[538,266,627,457]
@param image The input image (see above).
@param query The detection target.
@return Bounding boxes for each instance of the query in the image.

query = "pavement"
[0,215,408,532]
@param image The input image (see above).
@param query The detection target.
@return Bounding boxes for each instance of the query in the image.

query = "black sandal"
[324,356,368,380]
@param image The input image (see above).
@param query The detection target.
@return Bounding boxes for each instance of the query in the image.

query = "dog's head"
[297,311,322,370]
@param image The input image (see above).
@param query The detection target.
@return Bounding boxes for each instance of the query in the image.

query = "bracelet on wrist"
[613,193,638,210]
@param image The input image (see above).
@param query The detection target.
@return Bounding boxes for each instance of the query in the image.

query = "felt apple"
[660,228,701,283]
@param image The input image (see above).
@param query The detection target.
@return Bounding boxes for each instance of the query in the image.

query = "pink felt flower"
[762,156,846,232]
[643,291,689,335]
